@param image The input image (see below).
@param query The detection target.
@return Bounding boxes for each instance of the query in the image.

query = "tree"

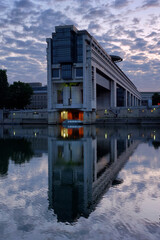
[0,69,9,109]
[152,92,160,105]
[8,81,33,109]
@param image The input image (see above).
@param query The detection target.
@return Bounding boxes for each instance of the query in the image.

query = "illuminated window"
[61,111,68,120]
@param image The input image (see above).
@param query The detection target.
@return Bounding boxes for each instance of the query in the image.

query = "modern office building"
[46,25,141,124]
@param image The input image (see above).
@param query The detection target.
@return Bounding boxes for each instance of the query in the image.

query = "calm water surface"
[0,125,160,240]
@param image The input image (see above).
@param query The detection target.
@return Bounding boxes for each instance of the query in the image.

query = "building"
[27,82,47,109]
[46,25,141,124]
[141,92,160,106]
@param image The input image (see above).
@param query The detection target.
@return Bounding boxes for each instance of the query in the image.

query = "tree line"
[152,92,160,105]
[0,69,33,109]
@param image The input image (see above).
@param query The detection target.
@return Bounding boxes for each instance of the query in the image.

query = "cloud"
[141,0,160,8]
[83,7,107,20]
[0,2,7,12]
[147,31,158,37]
[132,18,140,25]
[131,38,148,51]
[14,0,35,8]
[88,21,102,31]
[112,0,130,8]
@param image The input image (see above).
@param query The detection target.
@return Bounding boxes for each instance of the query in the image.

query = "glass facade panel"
[76,68,83,77]
[52,27,76,64]
[77,35,83,63]
[52,27,83,64]
[61,64,72,79]
[52,69,59,78]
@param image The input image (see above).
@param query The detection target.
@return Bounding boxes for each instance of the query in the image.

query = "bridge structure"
[46,25,141,124]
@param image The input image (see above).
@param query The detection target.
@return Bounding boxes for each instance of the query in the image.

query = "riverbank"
[1,106,160,125]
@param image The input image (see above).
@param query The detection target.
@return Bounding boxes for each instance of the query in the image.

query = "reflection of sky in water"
[0,138,160,239]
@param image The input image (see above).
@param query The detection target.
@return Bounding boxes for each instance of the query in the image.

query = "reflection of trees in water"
[0,138,34,175]
[152,141,160,149]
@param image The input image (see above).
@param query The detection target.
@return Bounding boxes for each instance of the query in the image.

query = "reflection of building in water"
[48,126,140,223]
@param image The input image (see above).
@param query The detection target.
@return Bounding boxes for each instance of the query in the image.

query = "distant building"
[141,92,160,106]
[27,82,47,109]
[46,25,141,124]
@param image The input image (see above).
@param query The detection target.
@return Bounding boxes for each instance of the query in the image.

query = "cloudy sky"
[0,0,160,91]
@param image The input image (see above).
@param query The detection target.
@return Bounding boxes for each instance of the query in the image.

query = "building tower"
[46,25,141,124]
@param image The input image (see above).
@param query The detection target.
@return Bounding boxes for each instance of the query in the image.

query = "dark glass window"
[76,67,83,77]
[77,35,83,63]
[57,90,63,104]
[52,69,59,78]
[52,27,76,64]
[61,64,72,79]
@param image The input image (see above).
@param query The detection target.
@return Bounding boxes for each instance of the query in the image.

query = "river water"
[0,125,160,240]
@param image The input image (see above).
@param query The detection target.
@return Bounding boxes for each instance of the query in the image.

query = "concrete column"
[128,92,131,106]
[110,81,117,107]
[131,94,133,106]
[132,96,134,106]
[124,89,127,107]
[46,38,52,110]
[83,35,87,109]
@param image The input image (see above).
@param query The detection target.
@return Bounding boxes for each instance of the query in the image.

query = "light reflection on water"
[0,125,160,240]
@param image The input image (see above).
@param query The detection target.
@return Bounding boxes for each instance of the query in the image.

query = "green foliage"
[0,69,9,108]
[0,69,33,109]
[8,81,33,109]
[152,92,160,105]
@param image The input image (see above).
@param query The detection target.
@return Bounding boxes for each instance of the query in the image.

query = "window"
[77,35,83,63]
[57,90,63,104]
[52,69,59,78]
[61,64,72,79]
[76,67,83,77]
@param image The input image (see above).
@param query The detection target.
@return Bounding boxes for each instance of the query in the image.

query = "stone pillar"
[131,94,133,106]
[111,81,117,107]
[46,38,52,110]
[128,92,131,106]
[124,89,127,107]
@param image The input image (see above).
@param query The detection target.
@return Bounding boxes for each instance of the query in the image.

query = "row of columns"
[110,81,141,108]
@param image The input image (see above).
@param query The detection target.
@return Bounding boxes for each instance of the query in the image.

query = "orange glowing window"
[79,127,84,137]
[79,112,83,120]
[68,112,72,120]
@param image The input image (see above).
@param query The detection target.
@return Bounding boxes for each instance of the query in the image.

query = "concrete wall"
[2,110,48,124]
[97,106,160,119]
